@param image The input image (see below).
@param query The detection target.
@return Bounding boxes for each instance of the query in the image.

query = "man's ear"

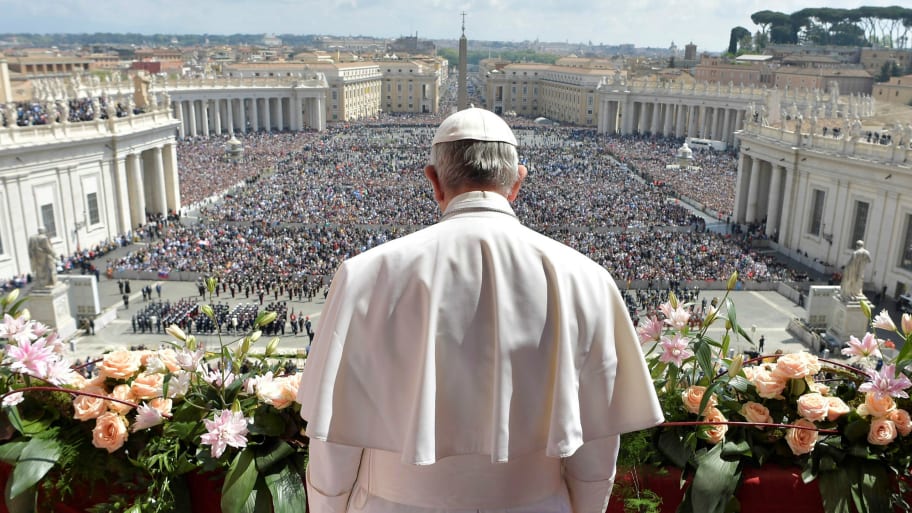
[424,165,446,204]
[506,164,527,202]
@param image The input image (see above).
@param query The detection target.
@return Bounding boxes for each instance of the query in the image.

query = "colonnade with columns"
[171,94,325,138]
[733,152,791,240]
[598,97,747,146]
[112,143,181,231]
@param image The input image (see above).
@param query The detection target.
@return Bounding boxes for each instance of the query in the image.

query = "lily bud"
[200,304,215,320]
[4,288,19,305]
[206,277,217,294]
[249,330,262,343]
[265,337,280,357]
[728,354,743,378]
[860,300,872,321]
[255,311,278,328]
[901,313,911,336]
[19,308,30,321]
[231,399,242,414]
[186,335,198,351]
[726,272,739,291]
[165,324,187,342]
[668,291,679,309]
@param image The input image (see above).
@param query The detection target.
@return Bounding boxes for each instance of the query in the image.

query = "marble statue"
[28,228,57,288]
[841,241,871,299]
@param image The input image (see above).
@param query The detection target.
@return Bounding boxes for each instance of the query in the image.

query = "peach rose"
[156,349,182,373]
[811,383,830,396]
[772,352,820,380]
[888,409,912,436]
[92,412,128,453]
[107,384,136,415]
[750,367,788,399]
[868,417,898,446]
[97,350,141,380]
[681,386,716,415]
[130,373,164,400]
[826,397,851,421]
[703,407,728,444]
[72,386,107,421]
[797,393,830,422]
[739,401,773,427]
[785,419,818,455]
[858,393,896,418]
[148,397,173,417]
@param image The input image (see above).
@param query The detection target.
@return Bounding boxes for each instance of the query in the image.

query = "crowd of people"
[3,97,136,127]
[107,120,809,307]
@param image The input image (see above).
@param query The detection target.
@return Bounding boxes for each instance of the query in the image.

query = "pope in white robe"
[298,108,664,513]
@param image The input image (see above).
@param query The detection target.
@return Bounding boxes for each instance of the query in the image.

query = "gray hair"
[430,140,519,193]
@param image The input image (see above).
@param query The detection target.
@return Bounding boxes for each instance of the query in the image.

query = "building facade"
[484,63,611,126]
[379,59,443,114]
[735,119,912,300]
[873,74,912,106]
[0,102,180,281]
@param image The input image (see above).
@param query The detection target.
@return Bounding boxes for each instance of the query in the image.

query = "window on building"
[808,189,825,236]
[87,193,100,225]
[849,201,869,248]
[40,204,57,238]
[901,214,912,272]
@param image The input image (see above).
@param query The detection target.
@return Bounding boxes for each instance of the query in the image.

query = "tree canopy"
[747,6,912,48]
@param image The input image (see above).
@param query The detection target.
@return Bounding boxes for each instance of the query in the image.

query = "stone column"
[212,99,222,135]
[251,97,259,132]
[292,97,302,131]
[277,98,286,131]
[239,98,247,133]
[200,100,210,137]
[710,107,720,140]
[687,106,697,136]
[650,101,660,135]
[226,98,235,135]
[162,143,181,214]
[188,100,197,137]
[734,153,750,223]
[263,98,272,132]
[126,152,145,229]
[174,101,185,139]
[637,102,648,134]
[316,97,326,130]
[779,164,796,246]
[766,165,784,237]
[722,108,732,145]
[112,155,131,234]
[150,147,168,215]
[745,157,761,223]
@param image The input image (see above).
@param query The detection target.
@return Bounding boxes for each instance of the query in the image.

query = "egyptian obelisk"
[457,12,468,111]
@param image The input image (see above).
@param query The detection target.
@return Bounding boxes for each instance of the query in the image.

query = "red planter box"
[607,465,824,513]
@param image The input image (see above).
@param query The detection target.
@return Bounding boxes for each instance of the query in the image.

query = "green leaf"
[657,429,689,468]
[254,440,295,474]
[894,337,912,369]
[720,333,731,360]
[818,467,852,513]
[725,297,738,333]
[728,375,751,392]
[265,463,307,513]
[695,341,714,383]
[10,438,61,499]
[690,444,741,513]
[844,420,870,444]
[0,441,26,464]
[4,475,35,513]
[855,460,890,513]
[222,449,259,513]
[250,409,287,438]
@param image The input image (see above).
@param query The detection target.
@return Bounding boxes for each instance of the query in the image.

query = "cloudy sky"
[0,0,904,52]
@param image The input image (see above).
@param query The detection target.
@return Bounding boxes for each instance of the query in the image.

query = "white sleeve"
[561,435,620,513]
[306,439,364,513]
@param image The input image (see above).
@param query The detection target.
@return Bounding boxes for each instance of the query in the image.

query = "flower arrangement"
[0,279,308,513]
[616,273,912,513]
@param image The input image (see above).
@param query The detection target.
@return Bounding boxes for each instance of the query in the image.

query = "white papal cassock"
[298,191,664,513]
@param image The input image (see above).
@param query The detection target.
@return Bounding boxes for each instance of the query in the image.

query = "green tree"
[728,26,751,54]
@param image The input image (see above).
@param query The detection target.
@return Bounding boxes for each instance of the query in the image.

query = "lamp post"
[73,211,87,252]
